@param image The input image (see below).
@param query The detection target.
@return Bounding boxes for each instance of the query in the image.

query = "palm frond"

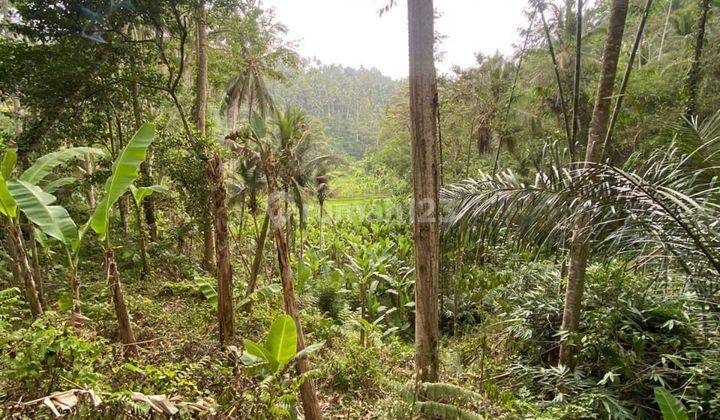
[443,142,720,278]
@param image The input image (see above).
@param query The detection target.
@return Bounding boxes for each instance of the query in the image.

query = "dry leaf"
[43,397,61,417]
[68,312,91,327]
[149,395,178,416]
[88,390,102,407]
[51,390,79,410]
[34,388,210,417]
[132,392,179,415]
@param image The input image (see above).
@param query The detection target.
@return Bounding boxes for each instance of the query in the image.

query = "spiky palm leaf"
[443,139,720,280]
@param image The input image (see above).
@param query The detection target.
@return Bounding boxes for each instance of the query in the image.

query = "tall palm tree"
[230,107,335,311]
[220,2,299,130]
[227,109,327,419]
[225,64,276,129]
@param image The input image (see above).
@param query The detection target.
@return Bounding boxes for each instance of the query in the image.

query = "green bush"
[492,262,720,418]
[322,338,388,395]
[0,312,109,396]
[0,287,25,333]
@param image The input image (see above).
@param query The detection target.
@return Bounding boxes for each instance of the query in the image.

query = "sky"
[260,0,529,80]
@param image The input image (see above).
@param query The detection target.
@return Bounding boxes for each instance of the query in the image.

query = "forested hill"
[271,62,401,159]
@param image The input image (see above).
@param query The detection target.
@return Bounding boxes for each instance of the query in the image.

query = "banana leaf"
[20,147,103,185]
[7,180,77,244]
[0,172,17,217]
[90,123,154,239]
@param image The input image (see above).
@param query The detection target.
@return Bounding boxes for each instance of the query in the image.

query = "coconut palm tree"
[226,108,328,420]
[219,1,299,130]
[228,107,335,312]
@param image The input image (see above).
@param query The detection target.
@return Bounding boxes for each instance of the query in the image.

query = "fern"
[194,275,218,305]
[419,382,485,406]
[415,401,485,420]
[415,382,486,419]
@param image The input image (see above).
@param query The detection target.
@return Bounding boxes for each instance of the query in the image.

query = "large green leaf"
[294,342,324,360]
[7,180,78,244]
[130,184,169,206]
[19,147,104,185]
[44,177,77,194]
[243,339,272,364]
[90,123,154,238]
[654,387,689,420]
[265,314,297,372]
[1,149,17,178]
[0,172,17,217]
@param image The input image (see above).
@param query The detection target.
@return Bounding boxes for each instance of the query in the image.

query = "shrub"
[0,312,109,396]
[323,339,387,394]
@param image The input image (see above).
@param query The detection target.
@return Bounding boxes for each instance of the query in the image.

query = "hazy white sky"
[260,0,529,79]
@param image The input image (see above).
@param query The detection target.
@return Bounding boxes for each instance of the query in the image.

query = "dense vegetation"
[0,0,719,418]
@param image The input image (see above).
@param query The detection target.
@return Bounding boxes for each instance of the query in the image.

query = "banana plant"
[243,314,323,375]
[87,123,155,356]
[89,123,154,240]
[130,184,168,278]
[2,124,155,352]
[1,146,103,317]
[654,387,689,420]
[344,241,393,347]
[2,146,104,244]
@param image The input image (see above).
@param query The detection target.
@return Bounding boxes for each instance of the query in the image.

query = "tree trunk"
[208,151,234,345]
[541,9,573,154]
[603,0,654,158]
[24,222,45,307]
[131,80,158,243]
[685,0,711,118]
[265,174,322,420]
[5,239,22,289]
[571,0,583,156]
[82,154,96,208]
[658,0,673,58]
[4,217,43,317]
[133,201,149,278]
[195,2,215,272]
[559,0,629,368]
[195,2,208,138]
[106,248,138,357]
[408,0,440,383]
[227,84,242,131]
[243,212,270,314]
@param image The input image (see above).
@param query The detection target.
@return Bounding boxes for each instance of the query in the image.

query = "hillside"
[271,61,401,159]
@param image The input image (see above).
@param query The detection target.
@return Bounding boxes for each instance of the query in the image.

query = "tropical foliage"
[1,0,720,418]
